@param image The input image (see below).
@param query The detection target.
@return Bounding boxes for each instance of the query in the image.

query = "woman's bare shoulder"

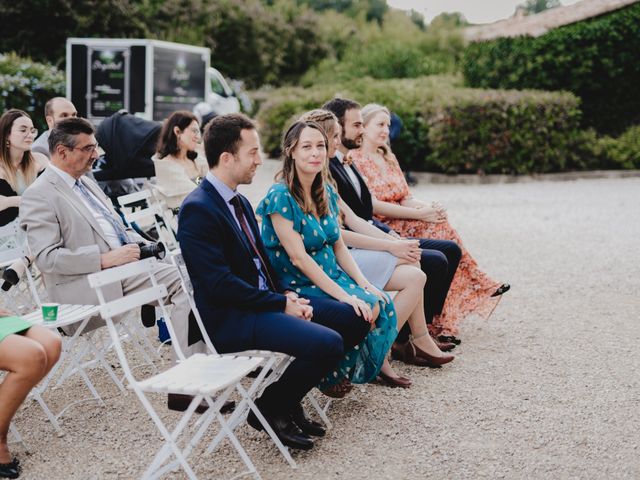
[33,152,50,170]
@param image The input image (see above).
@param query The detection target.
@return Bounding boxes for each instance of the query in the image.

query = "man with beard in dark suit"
[323,98,462,357]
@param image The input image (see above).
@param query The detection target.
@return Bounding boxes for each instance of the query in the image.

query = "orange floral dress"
[350,149,502,336]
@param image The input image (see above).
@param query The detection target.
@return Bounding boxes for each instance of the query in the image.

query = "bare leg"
[406,291,450,358]
[384,264,449,358]
[23,326,62,377]
[0,334,52,463]
[384,264,426,329]
[379,265,426,378]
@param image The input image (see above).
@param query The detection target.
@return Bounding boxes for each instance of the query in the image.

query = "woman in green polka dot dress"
[257,120,398,392]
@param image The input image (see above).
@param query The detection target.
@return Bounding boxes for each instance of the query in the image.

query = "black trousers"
[396,238,461,343]
[223,296,369,415]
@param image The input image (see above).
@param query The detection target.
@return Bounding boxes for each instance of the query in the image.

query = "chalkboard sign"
[153,47,206,121]
[88,48,128,118]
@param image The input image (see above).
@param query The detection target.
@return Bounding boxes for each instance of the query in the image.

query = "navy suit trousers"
[214,296,369,415]
[396,238,461,343]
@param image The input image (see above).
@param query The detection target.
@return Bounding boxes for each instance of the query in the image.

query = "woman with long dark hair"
[153,111,207,210]
[299,110,455,380]
[258,120,450,397]
[0,110,48,227]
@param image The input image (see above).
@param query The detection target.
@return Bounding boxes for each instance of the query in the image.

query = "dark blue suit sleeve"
[373,218,392,233]
[178,199,287,312]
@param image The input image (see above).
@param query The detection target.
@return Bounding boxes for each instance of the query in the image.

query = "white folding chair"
[88,258,271,479]
[117,189,179,251]
[170,251,329,466]
[8,422,28,453]
[0,235,108,434]
[0,222,41,314]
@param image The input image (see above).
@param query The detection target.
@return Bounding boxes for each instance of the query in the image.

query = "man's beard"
[341,134,362,150]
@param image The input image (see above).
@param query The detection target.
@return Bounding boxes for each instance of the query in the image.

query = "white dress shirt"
[48,163,122,249]
[336,150,362,198]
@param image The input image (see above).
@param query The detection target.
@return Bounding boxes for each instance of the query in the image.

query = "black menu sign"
[153,47,206,121]
[89,48,127,118]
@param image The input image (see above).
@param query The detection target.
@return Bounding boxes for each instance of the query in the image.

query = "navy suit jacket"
[177,179,288,349]
[328,156,391,233]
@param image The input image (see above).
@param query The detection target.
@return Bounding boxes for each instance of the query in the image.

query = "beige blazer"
[20,167,142,306]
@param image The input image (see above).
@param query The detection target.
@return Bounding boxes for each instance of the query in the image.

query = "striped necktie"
[75,180,130,245]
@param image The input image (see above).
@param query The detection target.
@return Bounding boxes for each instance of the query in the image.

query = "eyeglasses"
[17,127,38,137]
[66,143,100,153]
[187,127,201,136]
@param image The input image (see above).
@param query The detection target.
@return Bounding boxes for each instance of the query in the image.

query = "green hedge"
[254,76,591,174]
[592,125,640,169]
[462,3,640,135]
[0,53,65,130]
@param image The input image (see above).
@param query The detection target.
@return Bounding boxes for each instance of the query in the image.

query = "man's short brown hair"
[203,113,256,168]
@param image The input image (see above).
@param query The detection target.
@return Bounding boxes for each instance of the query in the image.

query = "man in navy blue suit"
[178,113,369,451]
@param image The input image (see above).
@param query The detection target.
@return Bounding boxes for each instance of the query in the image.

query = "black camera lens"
[1,268,19,291]
[138,242,166,260]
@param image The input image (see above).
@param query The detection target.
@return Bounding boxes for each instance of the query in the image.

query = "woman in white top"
[152,111,208,210]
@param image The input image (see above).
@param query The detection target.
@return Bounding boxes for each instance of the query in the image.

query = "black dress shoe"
[491,283,510,297]
[247,409,314,450]
[436,340,456,352]
[247,366,273,379]
[437,335,461,345]
[167,393,235,414]
[0,458,21,479]
[141,304,156,327]
[290,405,326,437]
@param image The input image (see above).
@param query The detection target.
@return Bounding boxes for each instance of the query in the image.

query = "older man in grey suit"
[20,117,204,413]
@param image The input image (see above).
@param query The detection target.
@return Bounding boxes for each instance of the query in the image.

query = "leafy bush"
[426,90,590,174]
[0,53,65,130]
[593,125,640,169]
[254,76,592,174]
[254,75,460,163]
[463,3,640,135]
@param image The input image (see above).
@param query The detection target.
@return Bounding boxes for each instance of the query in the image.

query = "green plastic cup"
[41,303,59,322]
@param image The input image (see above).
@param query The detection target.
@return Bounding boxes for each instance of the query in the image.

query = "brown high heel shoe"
[391,340,431,367]
[410,333,454,368]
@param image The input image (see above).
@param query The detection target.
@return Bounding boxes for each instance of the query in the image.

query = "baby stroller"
[94,111,166,242]
[94,110,161,199]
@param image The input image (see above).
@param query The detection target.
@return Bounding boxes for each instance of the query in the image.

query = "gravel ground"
[8,161,640,479]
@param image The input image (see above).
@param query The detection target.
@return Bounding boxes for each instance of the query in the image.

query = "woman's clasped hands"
[412,201,447,223]
[388,238,421,263]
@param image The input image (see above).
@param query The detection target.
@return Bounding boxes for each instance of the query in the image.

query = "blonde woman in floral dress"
[351,103,509,340]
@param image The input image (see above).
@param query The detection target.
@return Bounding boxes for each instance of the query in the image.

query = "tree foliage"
[0,0,330,89]
[0,0,464,89]
[463,3,640,134]
[301,9,466,85]
[0,0,146,67]
[518,0,561,15]
[296,0,388,23]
